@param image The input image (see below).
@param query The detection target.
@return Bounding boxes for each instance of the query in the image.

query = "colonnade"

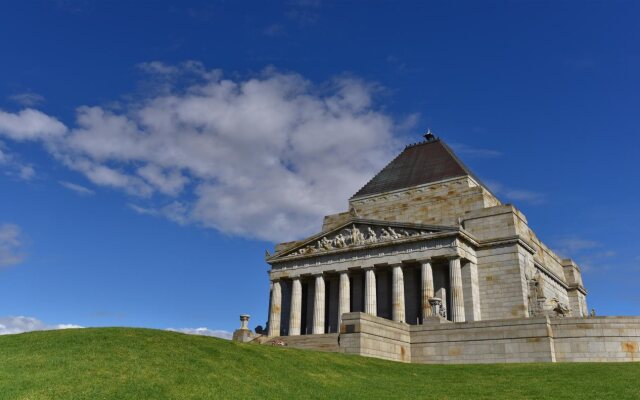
[268,257,469,337]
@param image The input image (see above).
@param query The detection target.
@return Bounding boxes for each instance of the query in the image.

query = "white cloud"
[449,142,502,158]
[2,64,398,242]
[0,108,67,141]
[137,61,179,75]
[554,237,599,254]
[0,316,82,335]
[0,223,25,267]
[166,327,232,340]
[486,180,545,205]
[59,180,95,196]
[9,92,45,107]
[0,142,36,181]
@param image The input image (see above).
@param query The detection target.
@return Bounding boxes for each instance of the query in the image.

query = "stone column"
[449,257,465,322]
[364,267,377,316]
[268,280,282,337]
[338,271,350,326]
[289,278,302,336]
[312,274,325,334]
[392,264,405,323]
[421,260,434,319]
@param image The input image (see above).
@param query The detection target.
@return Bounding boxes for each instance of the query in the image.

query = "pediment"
[269,218,456,261]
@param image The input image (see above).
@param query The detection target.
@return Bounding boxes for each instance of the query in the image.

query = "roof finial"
[423,128,436,142]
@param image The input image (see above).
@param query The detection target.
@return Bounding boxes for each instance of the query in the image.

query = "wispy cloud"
[8,92,45,107]
[166,327,232,340]
[0,316,82,335]
[554,237,600,255]
[59,180,95,196]
[128,202,188,225]
[0,143,36,181]
[263,23,285,37]
[286,0,322,26]
[450,142,503,158]
[0,223,25,268]
[551,236,620,273]
[486,180,546,205]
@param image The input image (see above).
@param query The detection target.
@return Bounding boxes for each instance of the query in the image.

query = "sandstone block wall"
[347,177,499,228]
[268,315,640,364]
[552,317,640,362]
[475,244,529,320]
[340,312,411,363]
[410,317,555,364]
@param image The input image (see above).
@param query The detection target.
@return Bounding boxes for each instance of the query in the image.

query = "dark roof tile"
[351,138,485,199]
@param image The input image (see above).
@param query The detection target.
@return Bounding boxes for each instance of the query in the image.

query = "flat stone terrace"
[263,313,640,364]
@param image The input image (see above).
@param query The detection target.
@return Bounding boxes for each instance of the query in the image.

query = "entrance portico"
[266,219,480,336]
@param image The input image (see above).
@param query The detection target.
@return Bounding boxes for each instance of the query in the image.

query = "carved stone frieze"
[284,224,436,258]
[272,237,456,271]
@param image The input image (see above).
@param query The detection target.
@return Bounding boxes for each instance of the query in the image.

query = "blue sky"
[0,0,638,336]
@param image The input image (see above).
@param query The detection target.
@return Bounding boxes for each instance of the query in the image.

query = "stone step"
[264,333,340,352]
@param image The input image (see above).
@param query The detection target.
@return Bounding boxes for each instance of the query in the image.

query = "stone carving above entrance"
[284,223,439,258]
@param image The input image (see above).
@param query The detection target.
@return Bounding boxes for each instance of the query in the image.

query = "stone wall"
[347,177,499,228]
[410,317,555,364]
[552,317,640,362]
[475,244,529,320]
[340,312,411,363]
[266,314,640,364]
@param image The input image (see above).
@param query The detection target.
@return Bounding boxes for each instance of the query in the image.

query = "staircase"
[264,333,340,353]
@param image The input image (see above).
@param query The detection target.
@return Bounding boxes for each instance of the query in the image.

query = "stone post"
[421,260,434,319]
[338,271,350,326]
[364,267,377,316]
[268,280,282,336]
[240,314,250,330]
[289,278,302,336]
[449,257,465,322]
[392,264,405,323]
[312,274,326,334]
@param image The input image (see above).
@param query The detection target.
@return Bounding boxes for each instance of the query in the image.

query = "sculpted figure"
[350,225,364,245]
[388,227,401,239]
[333,233,347,248]
[380,228,393,240]
[366,227,377,243]
[533,271,546,299]
[318,237,333,251]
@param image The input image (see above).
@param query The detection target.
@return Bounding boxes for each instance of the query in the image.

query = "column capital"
[418,258,433,264]
[362,266,375,271]
[312,272,324,278]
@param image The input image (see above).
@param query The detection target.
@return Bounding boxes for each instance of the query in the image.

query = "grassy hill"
[1,328,639,399]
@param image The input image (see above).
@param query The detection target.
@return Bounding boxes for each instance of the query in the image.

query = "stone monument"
[234,132,640,363]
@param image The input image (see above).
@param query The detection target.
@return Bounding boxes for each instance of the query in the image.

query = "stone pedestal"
[232,314,258,342]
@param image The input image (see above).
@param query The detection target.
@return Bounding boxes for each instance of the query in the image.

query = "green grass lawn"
[0,328,639,399]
